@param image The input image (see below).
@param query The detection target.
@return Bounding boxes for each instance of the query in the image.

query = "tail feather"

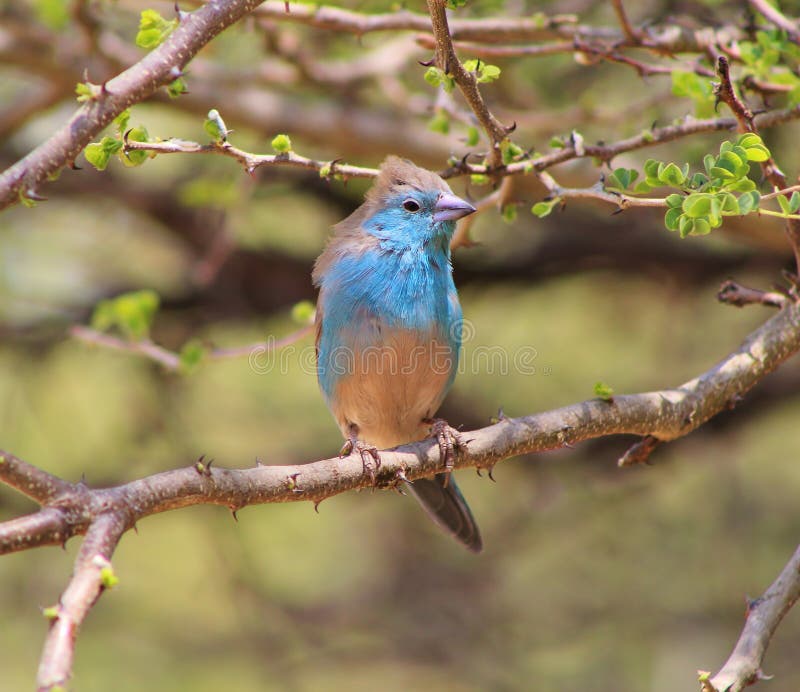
[405,474,482,553]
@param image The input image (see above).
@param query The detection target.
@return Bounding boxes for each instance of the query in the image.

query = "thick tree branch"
[0,0,266,211]
[706,542,800,692]
[4,298,800,557]
[426,0,511,168]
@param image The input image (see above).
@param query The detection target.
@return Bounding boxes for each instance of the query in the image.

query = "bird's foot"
[340,435,381,485]
[425,418,463,487]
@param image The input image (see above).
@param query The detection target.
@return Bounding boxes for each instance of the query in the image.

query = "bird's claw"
[427,418,463,487]
[340,437,381,485]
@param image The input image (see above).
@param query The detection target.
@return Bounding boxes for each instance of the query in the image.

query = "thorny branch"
[0,0,266,211]
[4,296,800,688]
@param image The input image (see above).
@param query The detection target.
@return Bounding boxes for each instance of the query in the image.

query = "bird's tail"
[405,474,483,553]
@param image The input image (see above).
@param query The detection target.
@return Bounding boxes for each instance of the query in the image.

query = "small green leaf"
[690,218,712,236]
[664,207,682,231]
[716,192,740,215]
[424,66,443,87]
[477,63,501,83]
[790,191,800,213]
[737,190,760,215]
[593,381,614,400]
[84,136,123,170]
[658,162,686,187]
[178,340,206,374]
[665,193,684,208]
[428,111,450,135]
[121,126,149,166]
[166,76,188,98]
[501,204,518,224]
[136,9,177,49]
[113,109,131,134]
[682,193,711,218]
[291,300,316,325]
[470,173,490,186]
[271,133,292,153]
[466,126,480,147]
[778,194,792,215]
[204,109,228,142]
[91,289,160,340]
[100,566,119,589]
[42,606,60,621]
[500,139,524,165]
[532,198,561,218]
[75,81,98,103]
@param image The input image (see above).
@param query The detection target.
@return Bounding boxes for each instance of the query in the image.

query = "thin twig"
[708,542,800,692]
[610,0,641,44]
[717,279,787,309]
[37,514,128,691]
[70,324,314,372]
[122,137,378,178]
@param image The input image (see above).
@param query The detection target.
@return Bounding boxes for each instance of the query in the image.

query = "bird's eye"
[402,199,421,212]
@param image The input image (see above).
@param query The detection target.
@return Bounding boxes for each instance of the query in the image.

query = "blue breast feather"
[317,236,462,404]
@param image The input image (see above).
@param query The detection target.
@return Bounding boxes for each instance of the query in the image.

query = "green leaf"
[84,136,123,171]
[593,381,614,400]
[271,133,292,153]
[34,0,70,29]
[737,190,760,215]
[424,66,443,87]
[121,126,149,166]
[682,193,711,218]
[790,191,800,214]
[658,162,686,187]
[290,300,316,325]
[501,204,518,224]
[113,109,131,134]
[166,76,188,98]
[75,82,98,103]
[532,198,561,218]
[91,289,160,340]
[136,9,177,50]
[607,167,639,190]
[665,193,684,208]
[466,126,480,147]
[178,340,206,374]
[664,207,682,231]
[204,109,227,142]
[690,218,712,236]
[100,566,119,589]
[500,139,524,165]
[428,111,450,135]
[477,63,501,83]
[716,192,740,215]
[470,173,490,186]
[671,71,715,117]
[778,193,792,215]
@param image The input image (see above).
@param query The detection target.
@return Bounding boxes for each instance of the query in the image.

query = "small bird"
[313,156,482,553]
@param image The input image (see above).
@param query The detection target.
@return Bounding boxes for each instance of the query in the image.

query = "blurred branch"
[69,324,314,372]
[0,0,265,211]
[717,279,788,308]
[748,0,800,43]
[705,542,800,692]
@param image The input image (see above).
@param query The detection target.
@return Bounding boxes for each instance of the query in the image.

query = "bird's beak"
[433,193,476,223]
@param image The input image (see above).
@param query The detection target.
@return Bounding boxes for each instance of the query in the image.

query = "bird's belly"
[331,328,455,449]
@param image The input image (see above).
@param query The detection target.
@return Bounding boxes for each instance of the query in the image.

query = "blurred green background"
[3,0,800,690]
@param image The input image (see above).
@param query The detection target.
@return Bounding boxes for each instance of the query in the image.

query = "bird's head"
[359,156,476,250]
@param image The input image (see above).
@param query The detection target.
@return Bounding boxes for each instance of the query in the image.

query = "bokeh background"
[3,0,800,690]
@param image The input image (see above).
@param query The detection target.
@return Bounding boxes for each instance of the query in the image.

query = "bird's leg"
[423,418,463,487]
[340,423,381,484]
